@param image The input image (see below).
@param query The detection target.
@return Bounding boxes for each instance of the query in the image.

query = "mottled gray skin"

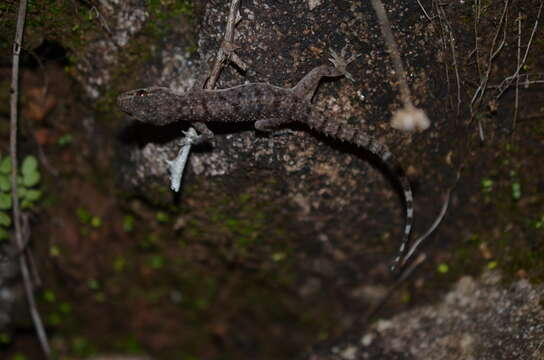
[117,62,414,273]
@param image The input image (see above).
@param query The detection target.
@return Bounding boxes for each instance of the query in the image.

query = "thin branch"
[370,0,412,108]
[513,1,543,77]
[400,168,462,269]
[371,0,430,132]
[358,254,427,327]
[514,12,522,131]
[533,339,544,358]
[435,1,453,111]
[10,0,52,358]
[471,0,509,114]
[474,0,481,79]
[207,0,244,90]
[495,0,543,100]
[416,0,433,22]
[356,166,460,327]
[441,6,462,114]
[491,72,544,92]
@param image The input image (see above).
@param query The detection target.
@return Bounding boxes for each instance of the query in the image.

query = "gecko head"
[117,86,176,125]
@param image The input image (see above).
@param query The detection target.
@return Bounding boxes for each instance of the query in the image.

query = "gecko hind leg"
[255,119,298,139]
[255,118,292,133]
[191,122,216,145]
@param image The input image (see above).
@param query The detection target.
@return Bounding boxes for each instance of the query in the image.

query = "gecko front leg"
[254,49,360,134]
[292,47,359,102]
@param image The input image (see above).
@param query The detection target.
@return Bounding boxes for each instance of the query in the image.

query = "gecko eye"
[136,90,147,97]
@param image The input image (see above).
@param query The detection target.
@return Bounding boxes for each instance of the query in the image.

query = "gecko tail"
[374,141,414,274]
[303,113,415,272]
[365,137,415,275]
[389,173,414,274]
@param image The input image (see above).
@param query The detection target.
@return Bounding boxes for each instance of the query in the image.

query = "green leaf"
[43,290,56,303]
[49,244,60,257]
[0,332,11,344]
[57,134,73,146]
[122,215,134,232]
[59,302,72,314]
[156,211,169,223]
[17,187,26,198]
[24,189,42,202]
[0,227,8,240]
[87,279,100,290]
[21,156,38,175]
[511,183,521,200]
[23,171,40,187]
[90,216,101,228]
[0,175,10,191]
[148,255,165,269]
[47,312,61,326]
[77,208,91,224]
[0,157,11,174]
[0,211,11,227]
[0,193,11,210]
[437,263,449,274]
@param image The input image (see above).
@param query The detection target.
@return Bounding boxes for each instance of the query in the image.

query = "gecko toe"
[328,47,360,82]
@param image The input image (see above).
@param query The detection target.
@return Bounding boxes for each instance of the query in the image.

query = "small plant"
[0,155,42,241]
[76,207,102,229]
[122,215,135,232]
[437,263,449,274]
[57,134,73,147]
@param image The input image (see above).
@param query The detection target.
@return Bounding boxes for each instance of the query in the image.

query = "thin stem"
[207,0,243,90]
[370,0,413,108]
[10,0,52,358]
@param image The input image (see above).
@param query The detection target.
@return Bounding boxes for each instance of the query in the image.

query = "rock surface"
[307,271,544,360]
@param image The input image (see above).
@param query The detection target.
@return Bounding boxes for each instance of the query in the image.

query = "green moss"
[71,336,98,358]
[113,335,145,354]
[146,0,194,27]
[447,137,544,283]
[39,176,336,358]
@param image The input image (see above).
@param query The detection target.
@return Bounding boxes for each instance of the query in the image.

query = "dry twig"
[399,167,462,269]
[470,0,509,117]
[492,72,544,92]
[514,12,522,130]
[474,0,482,80]
[355,166,461,328]
[434,1,454,111]
[206,0,245,89]
[416,0,433,22]
[370,0,430,132]
[358,254,427,327]
[495,0,543,100]
[10,0,52,357]
[437,3,461,114]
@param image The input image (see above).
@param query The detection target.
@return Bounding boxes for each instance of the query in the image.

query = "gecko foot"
[328,45,360,82]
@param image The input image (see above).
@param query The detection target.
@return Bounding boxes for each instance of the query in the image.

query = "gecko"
[117,50,414,273]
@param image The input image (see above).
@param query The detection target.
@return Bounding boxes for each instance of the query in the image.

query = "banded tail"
[306,112,414,273]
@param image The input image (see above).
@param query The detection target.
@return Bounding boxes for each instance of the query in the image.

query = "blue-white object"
[167,127,198,192]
